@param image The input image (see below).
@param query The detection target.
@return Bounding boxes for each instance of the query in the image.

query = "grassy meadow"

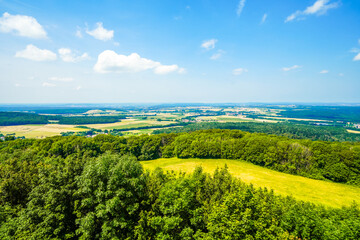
[141,158,360,208]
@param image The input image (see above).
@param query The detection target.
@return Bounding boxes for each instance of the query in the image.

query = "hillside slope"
[141,158,360,208]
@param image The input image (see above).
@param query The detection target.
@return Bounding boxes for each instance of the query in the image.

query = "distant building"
[354,124,360,129]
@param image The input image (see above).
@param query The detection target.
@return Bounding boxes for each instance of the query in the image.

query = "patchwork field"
[141,158,360,208]
[0,124,84,138]
[0,119,177,138]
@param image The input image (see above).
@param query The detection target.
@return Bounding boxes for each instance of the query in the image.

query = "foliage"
[153,121,360,142]
[0,130,360,238]
[0,112,50,126]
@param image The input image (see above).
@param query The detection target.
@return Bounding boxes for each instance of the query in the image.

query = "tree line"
[154,121,360,142]
[0,112,126,126]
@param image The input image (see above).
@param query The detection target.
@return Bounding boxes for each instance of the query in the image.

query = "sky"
[0,0,359,103]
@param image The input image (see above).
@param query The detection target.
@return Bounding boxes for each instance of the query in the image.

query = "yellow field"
[0,119,176,138]
[83,119,174,130]
[141,158,360,208]
[347,129,360,134]
[0,124,83,138]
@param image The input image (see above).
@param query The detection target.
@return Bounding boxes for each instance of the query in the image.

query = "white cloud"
[320,70,329,74]
[154,65,185,75]
[49,77,74,82]
[75,85,82,90]
[14,83,23,87]
[282,65,302,71]
[285,0,339,23]
[261,14,268,24]
[15,44,57,61]
[86,22,114,41]
[42,82,56,87]
[232,68,248,75]
[236,0,246,16]
[354,53,360,61]
[339,73,344,76]
[0,12,47,39]
[201,39,217,50]
[94,50,185,75]
[210,50,225,60]
[58,48,89,62]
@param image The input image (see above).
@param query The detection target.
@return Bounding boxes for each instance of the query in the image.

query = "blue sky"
[0,0,359,103]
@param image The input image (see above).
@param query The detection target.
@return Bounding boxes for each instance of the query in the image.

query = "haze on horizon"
[0,0,359,103]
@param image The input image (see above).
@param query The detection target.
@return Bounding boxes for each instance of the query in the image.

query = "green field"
[141,158,360,208]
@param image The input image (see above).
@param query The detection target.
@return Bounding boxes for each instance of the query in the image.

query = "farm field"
[347,129,360,134]
[0,119,177,138]
[198,115,278,123]
[0,124,84,138]
[141,158,360,208]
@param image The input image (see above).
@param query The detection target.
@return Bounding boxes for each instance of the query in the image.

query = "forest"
[278,106,360,122]
[57,116,125,125]
[154,122,360,142]
[1,130,360,239]
[0,112,126,126]
[0,112,50,126]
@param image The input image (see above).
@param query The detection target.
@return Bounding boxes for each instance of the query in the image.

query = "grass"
[347,129,360,134]
[141,158,360,208]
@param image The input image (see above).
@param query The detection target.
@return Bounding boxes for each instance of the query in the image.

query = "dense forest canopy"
[0,151,359,239]
[278,106,360,122]
[154,122,360,142]
[1,129,360,239]
[0,112,126,126]
[0,112,50,126]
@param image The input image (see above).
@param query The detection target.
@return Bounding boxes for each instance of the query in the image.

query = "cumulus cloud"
[285,0,339,23]
[94,50,185,75]
[49,77,74,82]
[261,14,268,24]
[58,48,89,62]
[320,70,329,74]
[42,82,56,87]
[86,22,114,41]
[232,68,248,75]
[236,0,246,16]
[0,12,47,39]
[354,53,360,61]
[15,44,57,61]
[282,65,302,71]
[201,39,217,50]
[210,50,225,60]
